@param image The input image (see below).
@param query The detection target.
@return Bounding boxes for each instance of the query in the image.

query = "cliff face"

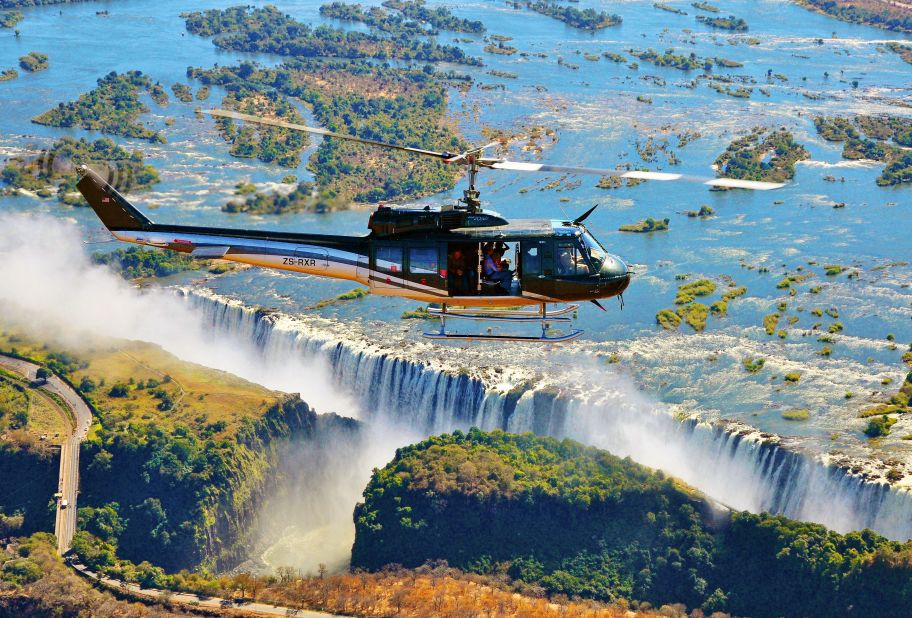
[79,396,360,572]
[0,442,57,536]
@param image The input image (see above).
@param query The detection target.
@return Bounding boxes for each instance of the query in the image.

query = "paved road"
[71,561,345,617]
[0,355,92,554]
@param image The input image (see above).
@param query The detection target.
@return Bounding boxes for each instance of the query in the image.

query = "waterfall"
[184,289,912,541]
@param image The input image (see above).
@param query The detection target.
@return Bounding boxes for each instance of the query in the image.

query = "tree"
[35,367,51,383]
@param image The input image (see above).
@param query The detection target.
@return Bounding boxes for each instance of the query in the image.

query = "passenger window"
[376,246,402,274]
[523,242,541,276]
[409,247,438,275]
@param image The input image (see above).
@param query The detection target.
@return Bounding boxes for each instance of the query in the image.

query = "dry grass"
[0,328,279,438]
[251,567,686,618]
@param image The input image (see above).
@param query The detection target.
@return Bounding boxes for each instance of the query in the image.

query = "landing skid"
[422,304,582,343]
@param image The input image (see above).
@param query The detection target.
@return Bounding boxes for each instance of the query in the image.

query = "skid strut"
[423,303,583,343]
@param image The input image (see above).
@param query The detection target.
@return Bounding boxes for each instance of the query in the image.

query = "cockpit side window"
[556,242,590,276]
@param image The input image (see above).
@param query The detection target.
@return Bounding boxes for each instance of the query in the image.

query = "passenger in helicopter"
[483,243,514,292]
[447,247,472,294]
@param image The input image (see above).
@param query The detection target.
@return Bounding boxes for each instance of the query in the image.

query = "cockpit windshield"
[580,231,607,271]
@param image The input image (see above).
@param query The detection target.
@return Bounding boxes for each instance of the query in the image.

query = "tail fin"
[76,165,152,232]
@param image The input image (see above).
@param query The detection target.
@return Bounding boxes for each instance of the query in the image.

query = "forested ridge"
[353,429,912,618]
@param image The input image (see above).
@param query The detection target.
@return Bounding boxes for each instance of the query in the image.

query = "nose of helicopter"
[600,254,631,293]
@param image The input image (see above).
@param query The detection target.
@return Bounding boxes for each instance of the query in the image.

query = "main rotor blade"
[484,160,785,190]
[205,109,451,160]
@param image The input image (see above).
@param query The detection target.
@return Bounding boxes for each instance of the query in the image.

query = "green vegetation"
[654,3,687,15]
[353,429,912,617]
[864,414,897,437]
[743,357,765,373]
[382,0,485,33]
[675,279,716,304]
[91,247,206,279]
[763,312,780,335]
[878,152,912,187]
[170,83,192,103]
[1,329,359,572]
[188,59,465,202]
[684,204,714,217]
[714,127,809,183]
[691,2,719,12]
[17,51,47,72]
[400,306,439,320]
[0,9,22,27]
[794,0,912,33]
[886,42,912,64]
[782,408,810,420]
[602,51,627,63]
[183,6,480,65]
[320,1,485,37]
[696,14,748,31]
[213,90,308,168]
[0,68,17,81]
[32,71,165,142]
[309,287,370,309]
[618,217,669,232]
[1,137,159,204]
[527,2,622,30]
[629,47,709,71]
[710,300,727,316]
[484,35,517,55]
[814,115,912,185]
[223,180,345,214]
[677,302,709,331]
[656,308,682,330]
[722,286,747,301]
[784,372,802,383]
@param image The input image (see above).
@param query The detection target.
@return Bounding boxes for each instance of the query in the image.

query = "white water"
[187,290,912,542]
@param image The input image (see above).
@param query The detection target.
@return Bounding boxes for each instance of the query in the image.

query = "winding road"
[0,354,91,554]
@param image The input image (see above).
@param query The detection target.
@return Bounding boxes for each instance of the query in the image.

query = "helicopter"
[76,109,784,343]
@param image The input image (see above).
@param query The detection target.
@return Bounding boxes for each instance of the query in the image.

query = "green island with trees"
[382,0,485,33]
[619,217,669,233]
[188,58,465,202]
[691,1,720,12]
[525,2,622,30]
[814,115,912,186]
[628,48,711,71]
[713,127,809,183]
[320,1,485,37]
[31,70,166,142]
[794,0,912,33]
[695,14,747,31]
[0,68,18,81]
[183,5,481,66]
[1,136,159,204]
[90,246,217,279]
[352,429,912,618]
[0,9,22,27]
[656,277,743,332]
[222,180,346,215]
[886,41,912,64]
[213,90,309,168]
[17,51,47,72]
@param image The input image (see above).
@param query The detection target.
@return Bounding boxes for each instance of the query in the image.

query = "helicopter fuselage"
[78,166,630,309]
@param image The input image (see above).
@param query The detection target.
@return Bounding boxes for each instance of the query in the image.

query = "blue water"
[1,0,911,458]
